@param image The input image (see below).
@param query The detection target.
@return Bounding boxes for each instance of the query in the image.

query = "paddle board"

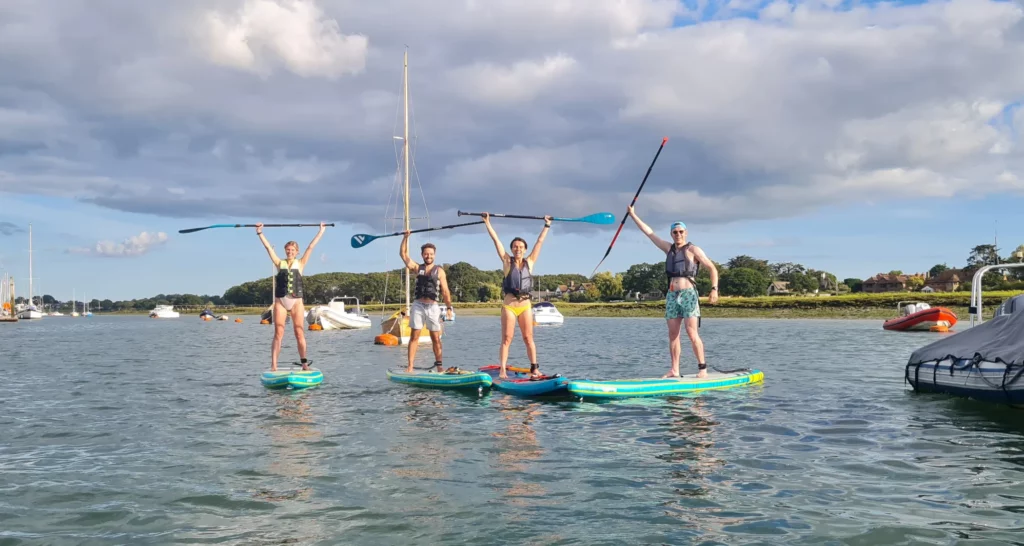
[479,365,569,397]
[567,369,763,400]
[261,367,324,390]
[386,367,492,391]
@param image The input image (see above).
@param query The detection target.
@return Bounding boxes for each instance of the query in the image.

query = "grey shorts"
[410,301,442,331]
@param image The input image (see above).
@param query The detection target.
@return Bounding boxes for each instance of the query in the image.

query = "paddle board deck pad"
[261,367,323,390]
[479,365,569,397]
[386,368,492,391]
[567,369,763,400]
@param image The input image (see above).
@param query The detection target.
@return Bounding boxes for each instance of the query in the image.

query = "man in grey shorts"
[400,230,454,372]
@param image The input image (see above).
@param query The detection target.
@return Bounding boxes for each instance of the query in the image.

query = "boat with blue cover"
[905,263,1024,407]
[479,365,569,397]
[567,368,764,400]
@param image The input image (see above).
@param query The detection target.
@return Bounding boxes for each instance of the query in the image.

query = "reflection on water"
[491,397,546,508]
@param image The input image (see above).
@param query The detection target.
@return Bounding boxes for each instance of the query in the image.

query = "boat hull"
[479,365,569,396]
[567,369,764,400]
[379,310,434,345]
[16,309,44,320]
[883,307,957,331]
[307,307,371,330]
[905,359,1024,406]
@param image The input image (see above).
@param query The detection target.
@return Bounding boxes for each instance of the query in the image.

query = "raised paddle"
[178,223,334,234]
[350,220,485,248]
[591,136,669,275]
[457,211,616,225]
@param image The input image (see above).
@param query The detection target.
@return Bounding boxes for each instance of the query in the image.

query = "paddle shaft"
[458,211,551,221]
[179,223,333,234]
[351,220,484,248]
[592,137,668,274]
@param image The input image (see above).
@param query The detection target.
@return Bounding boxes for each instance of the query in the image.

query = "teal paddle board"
[261,366,323,390]
[386,367,492,392]
[567,369,763,400]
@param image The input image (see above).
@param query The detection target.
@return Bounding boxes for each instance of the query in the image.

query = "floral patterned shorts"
[665,288,700,319]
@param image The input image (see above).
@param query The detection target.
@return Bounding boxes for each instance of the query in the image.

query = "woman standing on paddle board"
[482,212,552,379]
[256,222,327,372]
[627,206,718,378]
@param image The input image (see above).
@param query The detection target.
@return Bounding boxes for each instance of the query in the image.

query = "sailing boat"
[16,223,43,320]
[375,51,436,347]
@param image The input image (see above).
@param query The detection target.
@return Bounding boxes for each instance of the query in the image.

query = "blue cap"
[670,222,686,231]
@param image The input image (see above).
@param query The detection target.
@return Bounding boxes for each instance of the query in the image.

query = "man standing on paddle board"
[256,222,326,372]
[400,230,454,372]
[627,206,719,378]
[481,212,552,379]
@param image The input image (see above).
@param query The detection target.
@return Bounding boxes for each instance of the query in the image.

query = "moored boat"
[883,301,957,331]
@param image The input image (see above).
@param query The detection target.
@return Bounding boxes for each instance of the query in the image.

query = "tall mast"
[403,49,411,311]
[27,223,33,308]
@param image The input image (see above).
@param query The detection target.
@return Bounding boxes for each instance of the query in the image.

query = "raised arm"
[482,213,508,262]
[627,205,671,254]
[256,223,282,264]
[692,245,719,303]
[299,222,327,268]
[526,215,552,267]
[399,230,419,271]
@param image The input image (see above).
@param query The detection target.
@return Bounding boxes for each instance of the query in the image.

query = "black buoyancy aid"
[503,260,533,296]
[275,259,303,298]
[666,243,699,280]
[414,264,441,301]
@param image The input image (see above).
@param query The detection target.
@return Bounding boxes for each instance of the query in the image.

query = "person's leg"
[407,303,425,371]
[498,306,516,378]
[517,305,540,376]
[271,300,287,371]
[290,300,308,369]
[427,304,443,366]
[684,317,706,378]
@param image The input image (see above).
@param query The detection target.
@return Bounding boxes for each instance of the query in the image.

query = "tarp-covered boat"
[905,292,1024,406]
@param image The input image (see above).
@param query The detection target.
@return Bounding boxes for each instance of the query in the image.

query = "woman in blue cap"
[627,205,719,378]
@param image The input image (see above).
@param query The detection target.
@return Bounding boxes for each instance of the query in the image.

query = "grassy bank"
[92,290,1019,320]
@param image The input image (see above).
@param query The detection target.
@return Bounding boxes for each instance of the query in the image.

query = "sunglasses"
[671,230,685,235]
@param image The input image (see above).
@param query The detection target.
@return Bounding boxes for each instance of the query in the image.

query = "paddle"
[178,223,333,234]
[457,211,615,225]
[350,220,484,248]
[591,137,669,275]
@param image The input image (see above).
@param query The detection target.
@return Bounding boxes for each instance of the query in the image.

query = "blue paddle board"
[261,366,323,390]
[479,365,569,397]
[567,369,763,400]
[386,367,492,391]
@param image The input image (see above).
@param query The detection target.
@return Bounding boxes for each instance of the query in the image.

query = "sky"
[1,0,1023,301]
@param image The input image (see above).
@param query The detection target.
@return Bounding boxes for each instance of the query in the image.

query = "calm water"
[2,314,1023,545]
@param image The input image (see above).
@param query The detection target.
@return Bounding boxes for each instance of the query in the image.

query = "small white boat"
[149,304,181,318]
[16,304,44,320]
[532,301,564,325]
[306,296,372,330]
[216,314,229,321]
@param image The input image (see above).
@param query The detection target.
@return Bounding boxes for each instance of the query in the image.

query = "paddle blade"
[350,233,378,248]
[177,224,235,234]
[576,212,616,225]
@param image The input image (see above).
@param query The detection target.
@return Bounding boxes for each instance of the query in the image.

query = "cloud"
[0,0,1022,234]
[68,231,169,257]
[198,0,369,79]
[0,222,25,236]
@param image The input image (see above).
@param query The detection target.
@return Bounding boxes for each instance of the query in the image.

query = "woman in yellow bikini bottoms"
[482,212,552,379]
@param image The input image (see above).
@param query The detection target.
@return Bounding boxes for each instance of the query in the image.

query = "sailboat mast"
[27,223,33,308]
[403,49,411,311]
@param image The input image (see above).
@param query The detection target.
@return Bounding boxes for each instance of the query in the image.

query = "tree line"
[15,242,1022,310]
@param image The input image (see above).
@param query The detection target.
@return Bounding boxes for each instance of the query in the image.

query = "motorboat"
[883,301,957,331]
[149,304,180,318]
[16,303,44,320]
[199,309,215,319]
[306,296,372,330]
[532,301,564,325]
[904,263,1024,406]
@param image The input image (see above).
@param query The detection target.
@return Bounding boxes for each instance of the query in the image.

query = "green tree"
[967,244,1000,269]
[843,278,863,293]
[445,261,483,302]
[727,255,771,279]
[720,267,769,297]
[907,276,925,291]
[928,263,949,278]
[591,271,623,300]
[478,283,500,302]
[621,262,664,298]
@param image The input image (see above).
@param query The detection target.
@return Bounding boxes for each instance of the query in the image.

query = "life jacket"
[413,264,441,301]
[665,243,699,281]
[503,259,533,297]
[275,259,303,298]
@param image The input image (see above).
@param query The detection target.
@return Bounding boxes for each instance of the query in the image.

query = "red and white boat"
[883,301,957,331]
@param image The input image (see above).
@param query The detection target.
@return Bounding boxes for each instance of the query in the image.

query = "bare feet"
[696,370,708,378]
[662,369,681,378]
[499,365,508,379]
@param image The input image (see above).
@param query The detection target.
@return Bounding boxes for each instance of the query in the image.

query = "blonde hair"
[285,241,299,251]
